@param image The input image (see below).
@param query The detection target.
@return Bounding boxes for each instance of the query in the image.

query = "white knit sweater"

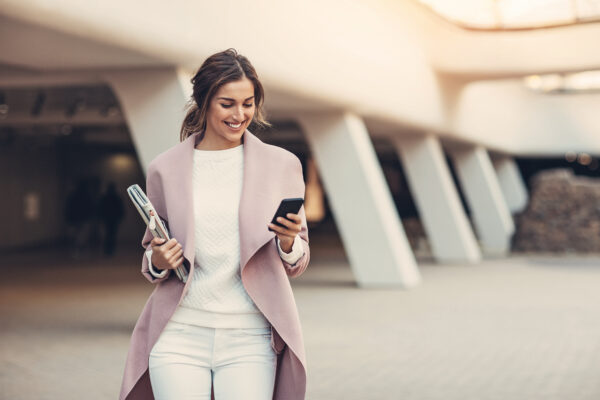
[147,144,303,328]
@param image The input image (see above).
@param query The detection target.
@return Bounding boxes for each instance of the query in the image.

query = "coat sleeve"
[281,157,310,278]
[140,163,173,284]
[281,205,310,278]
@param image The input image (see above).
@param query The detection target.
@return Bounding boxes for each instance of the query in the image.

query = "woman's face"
[204,77,256,149]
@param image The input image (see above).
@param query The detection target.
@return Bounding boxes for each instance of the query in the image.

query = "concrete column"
[103,67,192,172]
[492,156,529,214]
[394,135,481,263]
[297,112,421,288]
[450,146,515,255]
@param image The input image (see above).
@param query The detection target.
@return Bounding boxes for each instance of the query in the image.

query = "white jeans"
[148,320,277,400]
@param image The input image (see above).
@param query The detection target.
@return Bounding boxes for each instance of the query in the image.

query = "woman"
[119,49,310,400]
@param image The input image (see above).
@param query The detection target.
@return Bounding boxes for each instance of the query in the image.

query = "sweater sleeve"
[277,235,304,265]
[145,249,169,279]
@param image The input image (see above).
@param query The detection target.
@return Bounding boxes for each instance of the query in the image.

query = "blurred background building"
[1,0,600,287]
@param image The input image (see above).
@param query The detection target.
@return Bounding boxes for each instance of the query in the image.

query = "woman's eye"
[220,103,253,108]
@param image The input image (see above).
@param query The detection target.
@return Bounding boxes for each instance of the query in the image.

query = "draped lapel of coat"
[239,130,277,271]
[163,133,197,269]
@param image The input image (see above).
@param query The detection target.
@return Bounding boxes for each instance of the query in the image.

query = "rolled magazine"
[126,184,189,282]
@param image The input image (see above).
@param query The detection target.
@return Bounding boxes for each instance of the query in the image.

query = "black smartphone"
[268,198,304,231]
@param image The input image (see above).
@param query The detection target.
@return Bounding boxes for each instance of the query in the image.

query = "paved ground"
[2,243,600,399]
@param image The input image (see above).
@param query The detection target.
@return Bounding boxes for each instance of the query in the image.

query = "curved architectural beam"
[2,0,599,155]
[450,79,600,156]
[0,1,447,131]
[401,2,600,78]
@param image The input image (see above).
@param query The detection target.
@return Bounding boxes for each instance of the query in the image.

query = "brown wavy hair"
[180,48,270,142]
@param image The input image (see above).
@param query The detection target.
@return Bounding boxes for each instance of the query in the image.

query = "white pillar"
[103,67,192,172]
[297,112,421,288]
[492,156,529,214]
[450,146,515,255]
[394,135,481,263]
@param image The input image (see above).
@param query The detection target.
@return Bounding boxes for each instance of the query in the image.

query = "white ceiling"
[0,15,168,70]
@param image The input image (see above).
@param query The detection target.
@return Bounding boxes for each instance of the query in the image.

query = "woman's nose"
[232,106,244,121]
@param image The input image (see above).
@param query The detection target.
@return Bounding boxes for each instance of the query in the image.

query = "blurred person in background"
[64,178,94,258]
[98,181,124,256]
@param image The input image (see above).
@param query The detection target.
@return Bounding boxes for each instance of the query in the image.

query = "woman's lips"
[224,120,244,129]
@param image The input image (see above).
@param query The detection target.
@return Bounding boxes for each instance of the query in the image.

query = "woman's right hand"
[150,238,184,271]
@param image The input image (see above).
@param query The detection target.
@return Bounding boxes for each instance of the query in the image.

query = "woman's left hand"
[268,213,302,253]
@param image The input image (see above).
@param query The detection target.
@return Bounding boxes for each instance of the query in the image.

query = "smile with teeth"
[225,121,244,129]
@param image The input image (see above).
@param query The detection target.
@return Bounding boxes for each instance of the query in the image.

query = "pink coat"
[119,130,310,400]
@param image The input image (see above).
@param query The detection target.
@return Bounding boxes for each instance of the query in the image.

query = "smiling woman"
[119,48,310,400]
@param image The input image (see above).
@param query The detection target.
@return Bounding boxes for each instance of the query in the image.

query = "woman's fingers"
[268,212,302,244]
[160,254,183,270]
[151,237,179,251]
[165,245,177,259]
[169,249,184,264]
[150,238,184,270]
[286,213,302,224]
[269,223,298,239]
[151,237,166,248]
[158,240,181,254]
[275,216,301,232]
[173,257,184,267]
[167,256,184,269]
[163,238,179,250]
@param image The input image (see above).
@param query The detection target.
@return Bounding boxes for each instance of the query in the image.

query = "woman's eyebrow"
[217,96,255,101]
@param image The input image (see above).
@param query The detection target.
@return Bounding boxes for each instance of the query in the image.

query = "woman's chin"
[218,131,244,145]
